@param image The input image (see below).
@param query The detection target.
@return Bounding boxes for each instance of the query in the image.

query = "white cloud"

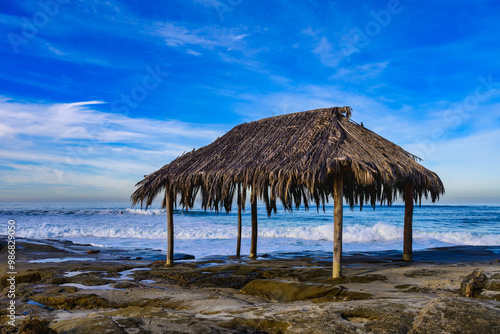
[232,84,391,122]
[0,98,225,201]
[186,49,203,56]
[330,61,389,82]
[0,98,220,142]
[157,22,248,51]
[312,36,344,68]
[46,44,68,56]
[300,27,348,68]
[0,122,15,137]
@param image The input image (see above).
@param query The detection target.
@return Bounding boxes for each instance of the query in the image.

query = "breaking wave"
[12,221,500,247]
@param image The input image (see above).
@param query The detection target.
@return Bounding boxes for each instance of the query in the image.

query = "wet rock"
[196,273,260,289]
[147,265,263,289]
[87,249,100,254]
[460,269,500,301]
[151,260,165,266]
[2,317,57,334]
[0,271,42,289]
[175,253,195,260]
[147,269,203,287]
[112,282,138,289]
[261,267,330,282]
[241,279,345,302]
[0,325,16,334]
[284,310,356,333]
[49,277,67,284]
[150,254,195,264]
[18,271,43,284]
[461,269,487,297]
[18,242,68,254]
[48,239,75,246]
[106,265,135,273]
[105,305,163,317]
[394,284,432,294]
[225,318,289,333]
[395,284,412,289]
[79,278,113,286]
[484,275,500,291]
[104,306,253,333]
[336,290,373,301]
[52,315,127,333]
[409,297,500,333]
[404,269,445,278]
[339,304,414,333]
[244,301,415,333]
[203,264,262,276]
[330,274,388,284]
[44,285,78,294]
[32,293,115,310]
[113,317,144,328]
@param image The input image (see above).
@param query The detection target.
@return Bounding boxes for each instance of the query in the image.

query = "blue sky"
[1,0,500,203]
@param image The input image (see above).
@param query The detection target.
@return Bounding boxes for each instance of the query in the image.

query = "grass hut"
[131,107,444,277]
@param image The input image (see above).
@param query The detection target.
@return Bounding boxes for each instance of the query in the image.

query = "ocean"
[1,202,500,259]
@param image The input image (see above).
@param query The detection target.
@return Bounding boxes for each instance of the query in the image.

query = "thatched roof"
[131,107,444,214]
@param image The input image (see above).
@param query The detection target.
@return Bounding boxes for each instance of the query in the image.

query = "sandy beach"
[1,238,500,333]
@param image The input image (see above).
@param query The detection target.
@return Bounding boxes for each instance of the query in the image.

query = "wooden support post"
[250,194,258,258]
[333,171,344,278]
[236,183,242,257]
[403,180,414,262]
[166,190,174,266]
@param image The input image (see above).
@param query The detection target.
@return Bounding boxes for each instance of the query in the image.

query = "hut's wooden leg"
[166,190,174,266]
[250,196,258,258]
[404,180,414,262]
[237,184,242,257]
[333,171,343,278]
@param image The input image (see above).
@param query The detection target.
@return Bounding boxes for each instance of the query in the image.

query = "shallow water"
[60,283,119,290]
[29,257,96,263]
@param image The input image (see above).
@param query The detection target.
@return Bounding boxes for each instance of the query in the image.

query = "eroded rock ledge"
[1,239,500,333]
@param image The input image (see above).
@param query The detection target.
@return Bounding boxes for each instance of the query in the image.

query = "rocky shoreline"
[1,238,500,333]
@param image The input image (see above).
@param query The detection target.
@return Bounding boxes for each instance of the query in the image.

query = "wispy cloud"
[313,36,343,68]
[157,22,248,52]
[232,84,391,123]
[0,98,225,200]
[330,61,390,82]
[301,27,345,68]
[186,49,203,56]
[0,99,220,142]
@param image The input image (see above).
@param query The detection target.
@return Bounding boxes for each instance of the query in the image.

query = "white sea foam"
[0,208,166,216]
[30,257,96,263]
[14,221,500,247]
[415,230,500,246]
[125,208,165,215]
[2,203,500,256]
